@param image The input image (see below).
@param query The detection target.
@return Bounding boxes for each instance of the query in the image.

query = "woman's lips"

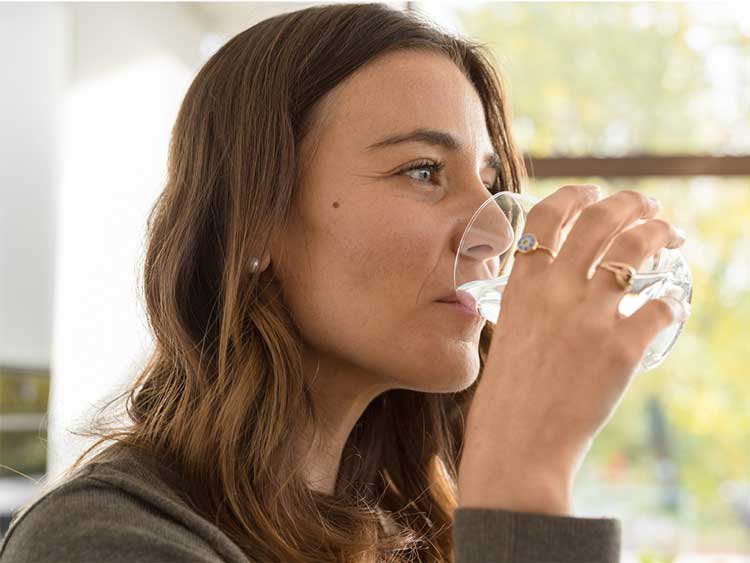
[438,300,481,317]
[436,291,480,318]
[455,290,477,312]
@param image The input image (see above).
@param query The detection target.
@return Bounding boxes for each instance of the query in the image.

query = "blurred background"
[0,1,748,561]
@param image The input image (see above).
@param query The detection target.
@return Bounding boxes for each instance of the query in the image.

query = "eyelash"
[397,159,497,193]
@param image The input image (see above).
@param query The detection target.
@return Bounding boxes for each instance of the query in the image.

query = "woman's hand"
[456,184,690,514]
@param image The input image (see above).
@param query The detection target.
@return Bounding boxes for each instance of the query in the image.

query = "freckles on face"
[278,50,495,392]
[315,189,436,319]
[308,192,480,392]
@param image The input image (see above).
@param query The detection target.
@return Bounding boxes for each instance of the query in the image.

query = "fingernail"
[673,227,688,243]
[663,290,691,322]
[665,285,686,301]
[679,300,692,321]
[648,196,662,211]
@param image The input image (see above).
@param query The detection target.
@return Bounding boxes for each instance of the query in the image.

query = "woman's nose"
[462,199,513,258]
[455,197,515,282]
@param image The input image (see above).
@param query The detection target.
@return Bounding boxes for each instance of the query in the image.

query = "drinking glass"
[453,189,693,374]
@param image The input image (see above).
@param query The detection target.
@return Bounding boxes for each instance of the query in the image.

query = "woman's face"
[273,49,502,394]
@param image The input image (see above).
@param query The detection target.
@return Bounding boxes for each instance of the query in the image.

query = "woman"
[0,3,689,562]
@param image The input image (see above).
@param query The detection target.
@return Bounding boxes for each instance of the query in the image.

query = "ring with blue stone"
[514,232,557,259]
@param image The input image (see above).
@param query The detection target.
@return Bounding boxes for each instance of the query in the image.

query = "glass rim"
[453,190,539,291]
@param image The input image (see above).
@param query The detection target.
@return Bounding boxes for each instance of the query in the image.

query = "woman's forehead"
[313,53,492,156]
[328,52,473,122]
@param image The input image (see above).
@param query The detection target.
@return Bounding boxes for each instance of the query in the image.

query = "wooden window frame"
[525,155,750,178]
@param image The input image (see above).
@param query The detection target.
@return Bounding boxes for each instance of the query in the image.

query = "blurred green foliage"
[1,431,47,478]
[457,2,750,157]
[0,368,49,477]
[0,369,49,414]
[639,552,676,563]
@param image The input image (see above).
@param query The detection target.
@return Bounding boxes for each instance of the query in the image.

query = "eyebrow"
[365,127,502,170]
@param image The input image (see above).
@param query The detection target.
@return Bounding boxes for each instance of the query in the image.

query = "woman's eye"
[398,161,496,193]
[400,162,443,186]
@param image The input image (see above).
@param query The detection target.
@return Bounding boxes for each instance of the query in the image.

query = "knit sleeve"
[0,478,227,563]
[453,507,621,563]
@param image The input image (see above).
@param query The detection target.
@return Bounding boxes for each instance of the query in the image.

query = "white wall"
[0,3,66,369]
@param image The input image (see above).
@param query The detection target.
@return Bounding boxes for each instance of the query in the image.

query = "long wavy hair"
[52,3,526,561]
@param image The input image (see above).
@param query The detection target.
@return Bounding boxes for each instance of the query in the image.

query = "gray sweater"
[0,446,621,562]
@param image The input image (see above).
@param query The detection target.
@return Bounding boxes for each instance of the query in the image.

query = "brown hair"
[60,3,526,561]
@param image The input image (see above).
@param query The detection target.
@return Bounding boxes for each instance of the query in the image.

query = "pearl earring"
[251,256,270,272]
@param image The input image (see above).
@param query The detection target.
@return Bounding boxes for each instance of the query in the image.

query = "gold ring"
[597,260,637,291]
[514,233,557,260]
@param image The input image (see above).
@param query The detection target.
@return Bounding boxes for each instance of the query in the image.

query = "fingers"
[615,292,691,360]
[555,190,663,280]
[589,218,687,297]
[513,184,601,277]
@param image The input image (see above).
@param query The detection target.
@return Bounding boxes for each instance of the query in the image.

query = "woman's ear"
[265,229,288,275]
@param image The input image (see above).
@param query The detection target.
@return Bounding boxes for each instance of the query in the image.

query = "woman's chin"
[412,350,481,393]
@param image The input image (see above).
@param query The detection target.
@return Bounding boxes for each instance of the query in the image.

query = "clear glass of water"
[453,189,693,374]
